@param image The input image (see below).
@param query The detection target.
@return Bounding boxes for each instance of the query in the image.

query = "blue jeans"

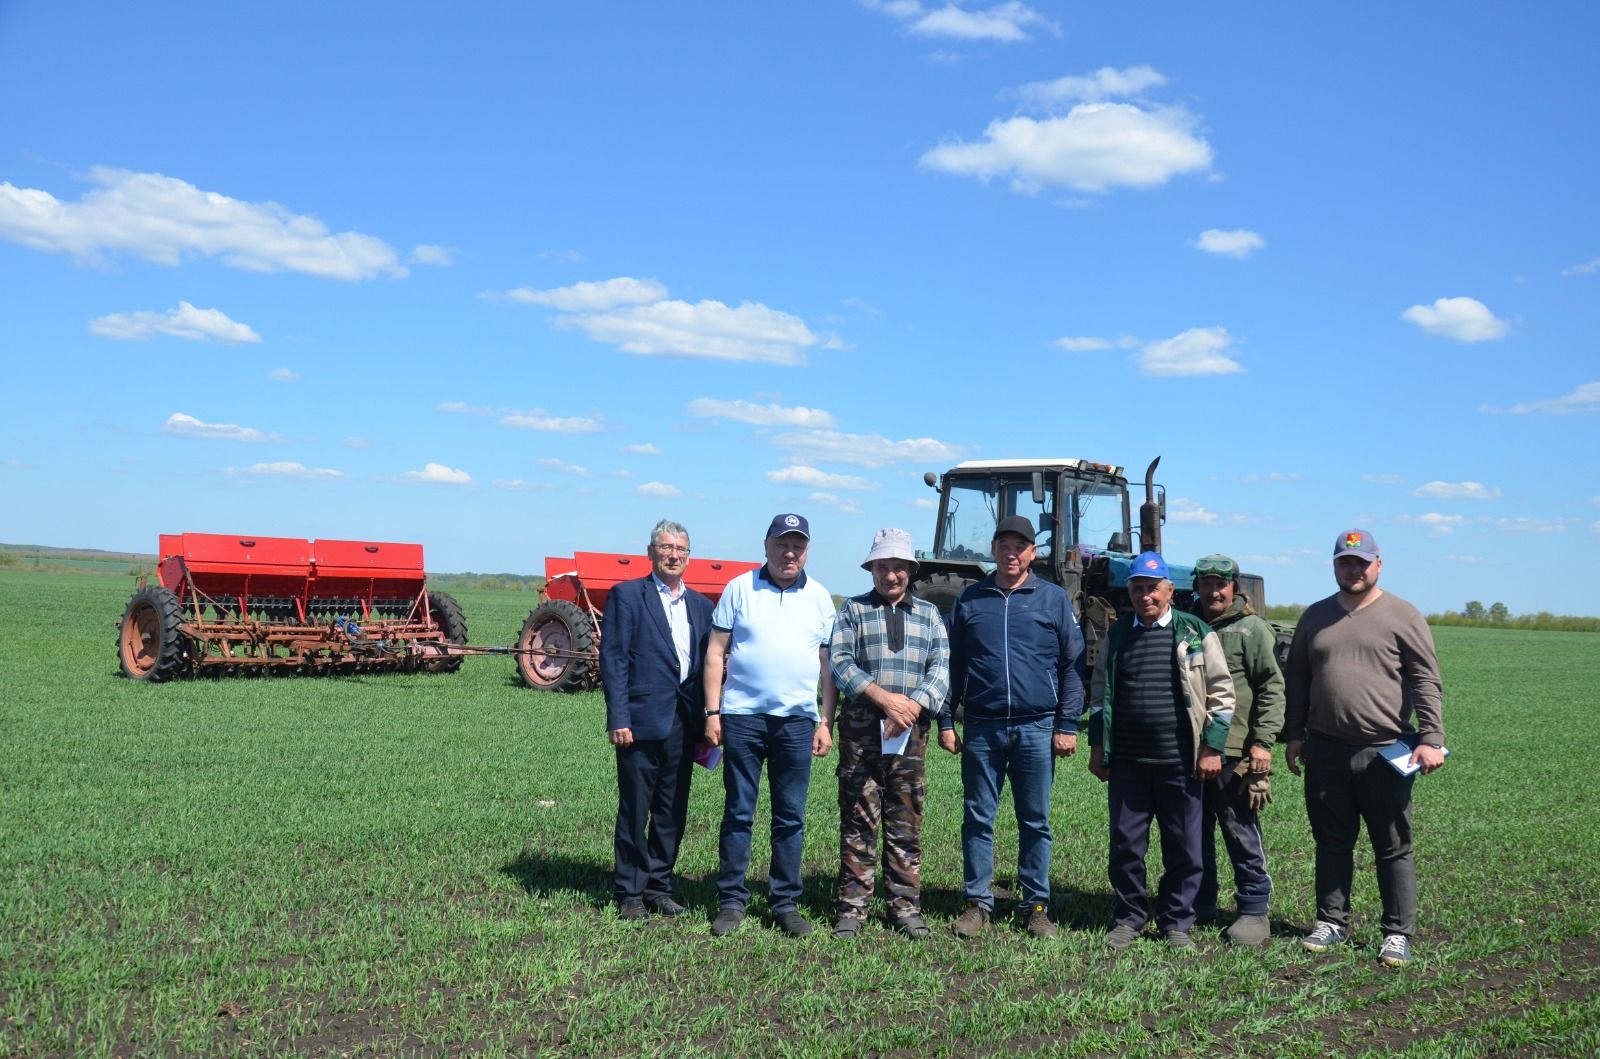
[1198,759,1273,916]
[960,716,1055,908]
[717,713,815,914]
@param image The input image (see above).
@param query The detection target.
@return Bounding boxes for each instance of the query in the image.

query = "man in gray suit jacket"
[601,519,715,919]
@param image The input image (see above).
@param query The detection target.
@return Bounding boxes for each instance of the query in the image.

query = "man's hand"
[1237,766,1272,811]
[812,723,833,758]
[938,729,961,755]
[1247,744,1272,773]
[1410,743,1446,775]
[876,690,922,736]
[608,728,634,748]
[1088,744,1110,783]
[1285,739,1304,776]
[1052,732,1077,757]
[1198,747,1223,781]
[705,714,723,748]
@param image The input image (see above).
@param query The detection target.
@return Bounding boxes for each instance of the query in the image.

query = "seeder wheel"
[515,599,596,692]
[424,590,469,673]
[117,585,190,681]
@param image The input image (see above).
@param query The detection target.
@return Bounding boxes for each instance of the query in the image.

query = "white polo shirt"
[712,566,836,719]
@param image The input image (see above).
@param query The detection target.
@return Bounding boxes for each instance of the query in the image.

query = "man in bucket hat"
[1188,553,1286,946]
[826,528,950,938]
[1285,529,1446,968]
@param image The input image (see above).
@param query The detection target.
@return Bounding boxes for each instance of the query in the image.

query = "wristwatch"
[704,708,721,718]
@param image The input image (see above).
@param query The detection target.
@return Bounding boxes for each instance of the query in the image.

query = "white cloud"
[540,248,587,264]
[409,244,456,266]
[1402,512,1467,536]
[90,301,261,343]
[1411,480,1501,500]
[1016,66,1166,107]
[866,0,1057,42]
[268,368,298,383]
[1560,257,1599,277]
[1495,516,1565,534]
[772,429,962,468]
[809,490,863,514]
[688,398,837,428]
[162,412,278,443]
[492,478,554,492]
[440,401,602,433]
[1138,326,1244,377]
[638,481,681,497]
[538,458,590,477]
[0,167,405,280]
[612,469,634,478]
[766,465,876,491]
[1193,228,1265,258]
[342,436,371,449]
[500,412,604,433]
[623,443,663,455]
[494,276,666,310]
[1484,381,1600,416]
[401,462,470,485]
[1362,473,1403,485]
[1401,296,1509,342]
[238,461,344,480]
[1056,334,1138,353]
[843,296,880,315]
[1168,497,1218,525]
[559,298,824,365]
[921,101,1211,195]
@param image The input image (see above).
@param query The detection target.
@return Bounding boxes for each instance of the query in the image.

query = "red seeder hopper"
[513,552,758,691]
[117,533,468,681]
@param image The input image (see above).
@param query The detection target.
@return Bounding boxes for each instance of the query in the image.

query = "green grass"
[3,569,1597,1057]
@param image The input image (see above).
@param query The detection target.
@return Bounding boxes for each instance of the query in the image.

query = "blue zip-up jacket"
[937,573,1086,733]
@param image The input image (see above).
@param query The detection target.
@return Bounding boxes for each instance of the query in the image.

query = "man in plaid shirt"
[826,528,951,938]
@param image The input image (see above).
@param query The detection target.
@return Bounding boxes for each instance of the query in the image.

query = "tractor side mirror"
[1031,471,1045,504]
[923,471,938,489]
[1107,531,1130,553]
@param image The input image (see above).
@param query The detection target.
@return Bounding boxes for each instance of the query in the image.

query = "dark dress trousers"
[600,575,713,903]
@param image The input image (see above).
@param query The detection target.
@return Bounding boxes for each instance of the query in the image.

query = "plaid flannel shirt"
[829,590,951,718]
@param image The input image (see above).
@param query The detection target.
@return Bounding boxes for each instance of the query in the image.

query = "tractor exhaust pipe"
[1138,457,1162,554]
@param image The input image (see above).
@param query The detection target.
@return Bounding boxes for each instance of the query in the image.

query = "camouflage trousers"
[835,703,929,919]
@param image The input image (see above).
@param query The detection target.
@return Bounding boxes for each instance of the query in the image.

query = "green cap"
[1193,553,1239,581]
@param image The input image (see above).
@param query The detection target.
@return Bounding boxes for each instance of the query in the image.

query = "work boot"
[1225,913,1271,947]
[1164,928,1195,951]
[645,895,687,917]
[952,902,989,939]
[1105,922,1141,950]
[617,898,647,922]
[1023,902,1057,939]
[710,907,744,937]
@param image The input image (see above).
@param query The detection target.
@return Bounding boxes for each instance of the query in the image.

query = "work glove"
[1237,765,1272,812]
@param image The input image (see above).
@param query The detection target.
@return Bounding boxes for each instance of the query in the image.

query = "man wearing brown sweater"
[1284,529,1445,968]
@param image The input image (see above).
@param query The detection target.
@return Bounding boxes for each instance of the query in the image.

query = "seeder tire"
[118,585,189,681]
[515,599,596,692]
[425,590,469,673]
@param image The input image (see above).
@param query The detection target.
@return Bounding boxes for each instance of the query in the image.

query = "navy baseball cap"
[1333,528,1379,561]
[766,513,810,539]
[1128,551,1170,580]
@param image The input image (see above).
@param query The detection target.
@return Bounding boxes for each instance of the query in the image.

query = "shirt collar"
[757,564,808,591]
[1133,608,1174,629]
[869,588,914,611]
[651,572,684,601]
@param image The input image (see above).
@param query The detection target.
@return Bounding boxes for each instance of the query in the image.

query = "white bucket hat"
[861,527,918,571]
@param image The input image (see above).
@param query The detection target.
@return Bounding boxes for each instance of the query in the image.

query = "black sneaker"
[645,895,687,917]
[710,907,744,937]
[617,898,647,922]
[774,910,813,938]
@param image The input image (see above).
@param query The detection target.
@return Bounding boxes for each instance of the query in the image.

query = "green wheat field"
[2,568,1597,1057]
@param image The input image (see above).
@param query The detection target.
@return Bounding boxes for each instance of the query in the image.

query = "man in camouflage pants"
[826,528,951,938]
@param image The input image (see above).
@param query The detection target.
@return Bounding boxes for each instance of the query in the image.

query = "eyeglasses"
[652,545,691,556]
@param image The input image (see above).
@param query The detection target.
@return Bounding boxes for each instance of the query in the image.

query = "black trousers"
[612,719,696,902]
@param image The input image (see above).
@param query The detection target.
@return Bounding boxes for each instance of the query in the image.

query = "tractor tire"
[425,590,469,673]
[515,599,597,692]
[118,585,189,681]
[913,572,977,622]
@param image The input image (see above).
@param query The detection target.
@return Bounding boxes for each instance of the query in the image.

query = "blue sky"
[2,2,1597,616]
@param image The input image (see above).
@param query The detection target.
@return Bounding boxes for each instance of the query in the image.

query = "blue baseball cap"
[766,513,810,539]
[1333,528,1379,561]
[1128,551,1169,581]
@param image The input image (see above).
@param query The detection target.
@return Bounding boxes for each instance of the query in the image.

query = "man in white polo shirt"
[703,513,838,938]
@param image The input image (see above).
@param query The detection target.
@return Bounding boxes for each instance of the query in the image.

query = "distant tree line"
[1429,602,1600,633]
[427,572,547,593]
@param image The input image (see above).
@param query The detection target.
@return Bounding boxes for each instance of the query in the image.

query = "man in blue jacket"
[938,515,1086,939]
[601,519,715,920]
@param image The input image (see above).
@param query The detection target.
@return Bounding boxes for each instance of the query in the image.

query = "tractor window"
[938,477,1053,561]
[1063,478,1128,554]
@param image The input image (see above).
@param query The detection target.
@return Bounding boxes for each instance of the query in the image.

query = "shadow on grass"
[500,851,612,908]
